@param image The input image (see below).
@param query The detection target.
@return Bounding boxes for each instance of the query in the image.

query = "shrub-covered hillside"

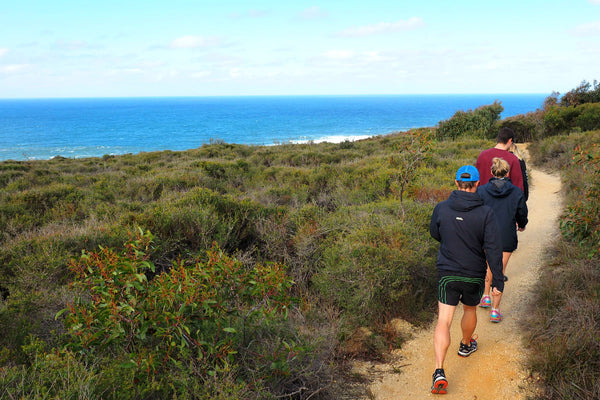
[0,128,491,398]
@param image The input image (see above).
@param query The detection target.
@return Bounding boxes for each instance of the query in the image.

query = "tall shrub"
[560,143,600,257]
[389,129,434,214]
[436,101,504,140]
[60,229,300,396]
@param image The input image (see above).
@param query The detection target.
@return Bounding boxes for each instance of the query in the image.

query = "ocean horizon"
[0,94,548,162]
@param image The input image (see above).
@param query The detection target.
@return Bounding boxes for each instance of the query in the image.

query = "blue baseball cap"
[456,165,480,182]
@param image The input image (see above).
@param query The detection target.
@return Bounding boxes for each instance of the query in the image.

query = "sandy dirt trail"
[367,164,563,399]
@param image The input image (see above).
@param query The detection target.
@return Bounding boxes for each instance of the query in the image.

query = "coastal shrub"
[0,337,101,399]
[59,229,314,398]
[138,187,276,257]
[560,143,600,257]
[388,129,434,208]
[542,103,600,136]
[524,242,600,400]
[558,79,600,107]
[314,199,438,327]
[496,110,544,142]
[436,101,503,140]
[574,102,600,132]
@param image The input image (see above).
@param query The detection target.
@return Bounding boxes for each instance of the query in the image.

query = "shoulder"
[477,148,494,158]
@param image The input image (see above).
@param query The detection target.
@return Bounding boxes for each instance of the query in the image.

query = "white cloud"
[191,71,211,78]
[589,0,600,5]
[322,50,355,60]
[1,64,28,74]
[170,35,220,49]
[572,21,600,35]
[0,48,8,57]
[337,17,425,37]
[299,6,328,19]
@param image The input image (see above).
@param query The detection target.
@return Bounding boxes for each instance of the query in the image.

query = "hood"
[448,190,484,212]
[482,177,514,198]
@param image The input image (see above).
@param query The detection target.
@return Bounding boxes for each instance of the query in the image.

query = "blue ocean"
[0,94,547,161]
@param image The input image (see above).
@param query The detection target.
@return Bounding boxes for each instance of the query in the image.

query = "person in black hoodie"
[476,157,528,323]
[429,165,504,395]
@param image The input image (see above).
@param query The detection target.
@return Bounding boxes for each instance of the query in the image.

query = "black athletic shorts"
[437,273,485,307]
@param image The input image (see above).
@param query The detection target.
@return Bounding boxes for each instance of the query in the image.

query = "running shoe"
[503,275,509,282]
[478,295,491,308]
[458,338,478,357]
[490,309,503,323]
[431,368,448,394]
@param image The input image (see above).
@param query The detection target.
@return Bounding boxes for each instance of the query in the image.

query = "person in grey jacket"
[428,165,504,394]
[476,157,528,322]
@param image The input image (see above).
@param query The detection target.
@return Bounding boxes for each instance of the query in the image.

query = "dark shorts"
[438,274,485,306]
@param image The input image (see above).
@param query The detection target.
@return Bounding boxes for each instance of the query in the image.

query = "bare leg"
[434,302,457,369]
[483,265,492,297]
[492,252,512,309]
[461,305,477,344]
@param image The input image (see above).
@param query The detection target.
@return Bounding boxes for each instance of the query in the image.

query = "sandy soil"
[362,163,563,399]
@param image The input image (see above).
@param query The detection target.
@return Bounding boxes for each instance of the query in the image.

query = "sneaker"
[503,275,509,282]
[458,338,478,357]
[431,368,448,394]
[479,295,491,308]
[490,309,503,323]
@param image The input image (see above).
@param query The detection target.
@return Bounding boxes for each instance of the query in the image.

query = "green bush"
[314,199,438,327]
[543,103,600,136]
[559,79,600,107]
[496,110,544,142]
[59,229,306,398]
[436,101,504,140]
[560,143,600,257]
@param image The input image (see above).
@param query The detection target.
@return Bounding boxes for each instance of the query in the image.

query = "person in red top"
[475,128,524,193]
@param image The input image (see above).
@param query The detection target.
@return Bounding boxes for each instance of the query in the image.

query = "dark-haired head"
[497,127,515,144]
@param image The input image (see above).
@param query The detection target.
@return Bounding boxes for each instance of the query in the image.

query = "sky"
[1,0,600,98]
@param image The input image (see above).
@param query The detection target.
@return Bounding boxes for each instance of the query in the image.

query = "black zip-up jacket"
[476,177,528,252]
[430,190,505,292]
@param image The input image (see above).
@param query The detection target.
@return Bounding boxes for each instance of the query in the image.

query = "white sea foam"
[287,134,374,145]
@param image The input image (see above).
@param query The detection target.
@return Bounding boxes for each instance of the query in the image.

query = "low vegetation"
[525,130,600,400]
[0,81,598,399]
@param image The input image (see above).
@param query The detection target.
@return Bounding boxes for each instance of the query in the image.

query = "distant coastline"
[0,94,548,161]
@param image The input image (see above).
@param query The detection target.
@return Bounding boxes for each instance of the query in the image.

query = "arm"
[516,194,528,230]
[510,158,524,193]
[483,209,505,293]
[429,205,441,242]
[520,159,529,201]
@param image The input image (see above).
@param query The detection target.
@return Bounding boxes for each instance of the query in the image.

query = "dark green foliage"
[58,230,304,398]
[536,80,600,138]
[315,199,438,327]
[558,79,600,107]
[559,142,600,257]
[436,101,504,140]
[543,104,597,136]
[496,110,545,142]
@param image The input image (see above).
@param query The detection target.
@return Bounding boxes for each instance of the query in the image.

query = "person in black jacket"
[429,165,504,395]
[509,142,529,201]
[476,157,528,323]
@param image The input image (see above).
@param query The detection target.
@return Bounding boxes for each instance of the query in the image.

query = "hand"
[492,287,502,295]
